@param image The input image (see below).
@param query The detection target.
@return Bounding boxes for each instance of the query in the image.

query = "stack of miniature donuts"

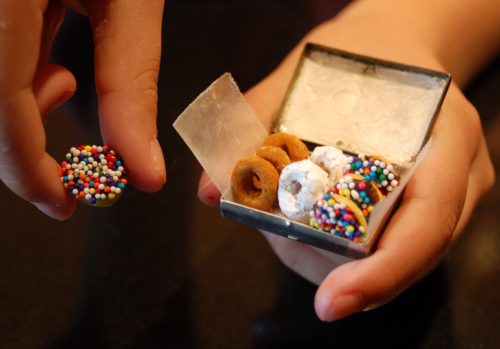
[59,145,128,207]
[231,132,401,243]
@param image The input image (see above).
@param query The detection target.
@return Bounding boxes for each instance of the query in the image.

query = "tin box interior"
[174,43,451,259]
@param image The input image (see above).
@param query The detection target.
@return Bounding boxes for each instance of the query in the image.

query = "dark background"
[1,1,499,348]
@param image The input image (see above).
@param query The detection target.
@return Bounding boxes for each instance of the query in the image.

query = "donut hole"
[287,180,302,196]
[252,175,262,191]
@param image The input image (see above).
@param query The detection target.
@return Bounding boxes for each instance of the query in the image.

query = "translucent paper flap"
[173,73,268,199]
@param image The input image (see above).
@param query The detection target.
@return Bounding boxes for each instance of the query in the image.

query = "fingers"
[0,0,76,219]
[83,0,166,192]
[198,171,221,208]
[32,64,76,120]
[261,231,348,284]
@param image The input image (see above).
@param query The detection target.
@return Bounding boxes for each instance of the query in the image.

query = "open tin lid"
[273,44,451,164]
[174,44,451,258]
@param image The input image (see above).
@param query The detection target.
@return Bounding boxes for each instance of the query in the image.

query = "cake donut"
[332,174,383,221]
[278,159,329,220]
[263,133,309,162]
[256,146,291,174]
[310,193,367,242]
[309,145,347,185]
[231,155,279,211]
[345,154,401,196]
[59,145,128,207]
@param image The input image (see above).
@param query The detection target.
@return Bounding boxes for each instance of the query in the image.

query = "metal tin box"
[174,43,451,259]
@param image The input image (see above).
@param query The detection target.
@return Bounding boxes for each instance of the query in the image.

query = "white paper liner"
[173,73,268,199]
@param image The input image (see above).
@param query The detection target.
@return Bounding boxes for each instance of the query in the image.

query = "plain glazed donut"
[310,193,367,242]
[256,146,291,174]
[59,145,128,207]
[278,159,329,220]
[263,133,309,162]
[231,155,279,211]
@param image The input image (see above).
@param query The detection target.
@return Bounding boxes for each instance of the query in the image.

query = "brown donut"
[262,133,309,162]
[256,146,291,174]
[231,155,279,210]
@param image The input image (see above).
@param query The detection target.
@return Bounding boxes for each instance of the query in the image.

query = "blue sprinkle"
[115,161,122,167]
[118,183,125,189]
[364,198,370,204]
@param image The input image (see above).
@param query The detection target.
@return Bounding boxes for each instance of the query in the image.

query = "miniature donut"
[309,145,348,185]
[59,145,128,207]
[310,193,367,243]
[231,155,279,211]
[256,146,291,174]
[345,154,401,196]
[278,159,329,220]
[332,174,383,222]
[263,132,309,162]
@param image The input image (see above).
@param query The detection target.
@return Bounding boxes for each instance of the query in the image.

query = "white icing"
[309,145,347,186]
[278,52,447,163]
[278,160,329,220]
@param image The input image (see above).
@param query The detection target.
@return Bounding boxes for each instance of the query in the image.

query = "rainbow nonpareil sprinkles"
[59,145,127,206]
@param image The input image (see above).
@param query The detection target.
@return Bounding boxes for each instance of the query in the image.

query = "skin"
[199,0,499,321]
[0,0,166,220]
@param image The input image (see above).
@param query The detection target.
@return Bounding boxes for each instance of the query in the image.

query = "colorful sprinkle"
[309,193,366,242]
[59,145,127,205]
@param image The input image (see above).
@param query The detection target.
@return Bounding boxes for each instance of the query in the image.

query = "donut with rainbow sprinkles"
[59,145,128,207]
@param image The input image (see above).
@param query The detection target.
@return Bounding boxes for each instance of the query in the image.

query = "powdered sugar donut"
[278,159,329,220]
[309,146,348,185]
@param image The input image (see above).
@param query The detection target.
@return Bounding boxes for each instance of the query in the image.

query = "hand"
[0,0,166,220]
[198,4,496,321]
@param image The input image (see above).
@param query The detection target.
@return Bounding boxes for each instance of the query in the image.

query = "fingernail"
[151,136,166,183]
[326,294,364,321]
[32,202,70,221]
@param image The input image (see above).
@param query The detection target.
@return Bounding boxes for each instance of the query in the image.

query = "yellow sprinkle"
[314,222,319,228]
[89,188,95,195]
[85,145,92,152]
[367,206,373,212]
[328,199,335,206]
[347,225,355,232]
[108,193,116,200]
[325,226,331,232]
[344,189,350,196]
[310,218,314,227]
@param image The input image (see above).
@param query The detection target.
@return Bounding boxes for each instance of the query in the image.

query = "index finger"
[83,0,166,192]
